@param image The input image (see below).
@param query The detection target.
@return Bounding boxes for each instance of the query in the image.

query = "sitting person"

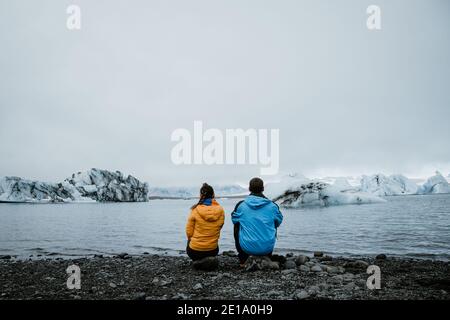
[232,177,283,265]
[185,183,225,262]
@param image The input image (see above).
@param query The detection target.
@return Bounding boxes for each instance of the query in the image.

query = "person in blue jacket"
[232,177,283,264]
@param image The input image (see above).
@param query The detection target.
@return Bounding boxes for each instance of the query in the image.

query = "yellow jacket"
[186,199,225,251]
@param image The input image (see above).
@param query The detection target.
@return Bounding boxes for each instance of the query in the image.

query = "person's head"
[249,177,264,194]
[191,183,215,209]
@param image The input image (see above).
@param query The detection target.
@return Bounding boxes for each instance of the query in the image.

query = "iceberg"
[417,171,450,194]
[65,168,149,202]
[360,174,418,196]
[0,168,149,203]
[270,178,386,208]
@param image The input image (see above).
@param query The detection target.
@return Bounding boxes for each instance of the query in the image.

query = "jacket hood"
[195,200,223,222]
[244,194,272,209]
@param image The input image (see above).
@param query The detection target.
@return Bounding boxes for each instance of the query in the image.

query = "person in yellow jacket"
[185,183,225,261]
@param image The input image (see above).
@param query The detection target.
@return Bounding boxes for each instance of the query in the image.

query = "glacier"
[360,174,418,196]
[268,174,386,208]
[0,168,148,203]
[417,171,450,194]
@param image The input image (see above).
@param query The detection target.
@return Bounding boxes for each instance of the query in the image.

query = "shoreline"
[0,252,449,300]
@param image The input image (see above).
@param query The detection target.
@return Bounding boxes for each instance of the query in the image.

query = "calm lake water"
[0,194,449,260]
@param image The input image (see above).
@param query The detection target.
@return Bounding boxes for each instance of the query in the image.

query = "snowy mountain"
[0,169,148,203]
[417,171,450,194]
[360,174,418,196]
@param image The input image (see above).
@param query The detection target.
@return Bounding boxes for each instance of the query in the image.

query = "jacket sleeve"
[231,200,244,225]
[185,210,195,240]
[219,208,225,229]
[273,203,283,228]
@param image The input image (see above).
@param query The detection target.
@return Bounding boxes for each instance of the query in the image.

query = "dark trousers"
[186,242,219,261]
[234,223,273,264]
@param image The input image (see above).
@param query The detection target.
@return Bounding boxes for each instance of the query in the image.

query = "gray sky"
[1,0,449,187]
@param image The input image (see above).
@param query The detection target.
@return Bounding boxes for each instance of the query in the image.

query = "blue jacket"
[232,194,283,255]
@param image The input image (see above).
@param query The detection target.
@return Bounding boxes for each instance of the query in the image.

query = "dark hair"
[249,177,264,194]
[191,183,215,210]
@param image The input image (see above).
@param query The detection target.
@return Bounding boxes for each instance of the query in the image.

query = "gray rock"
[311,265,322,272]
[343,282,356,290]
[284,260,297,269]
[299,265,310,272]
[329,275,344,285]
[109,282,117,288]
[295,290,310,300]
[281,269,297,275]
[133,292,146,300]
[222,250,237,257]
[193,283,203,290]
[307,285,320,296]
[295,255,309,266]
[245,256,279,272]
[314,251,324,257]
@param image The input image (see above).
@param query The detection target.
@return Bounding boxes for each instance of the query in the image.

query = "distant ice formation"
[0,168,148,203]
[417,171,450,194]
[360,174,418,196]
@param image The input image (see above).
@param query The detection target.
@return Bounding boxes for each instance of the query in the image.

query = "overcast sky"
[1,0,449,187]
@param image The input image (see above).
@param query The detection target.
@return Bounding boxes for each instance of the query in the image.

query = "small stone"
[193,283,203,290]
[355,260,369,268]
[109,282,117,288]
[319,255,333,262]
[329,275,344,285]
[133,292,146,300]
[295,290,309,300]
[376,254,387,260]
[143,252,149,255]
[313,251,324,257]
[326,266,339,274]
[284,260,297,270]
[281,269,297,275]
[295,255,309,266]
[299,265,310,272]
[222,250,237,257]
[307,285,320,296]
[343,282,356,290]
[311,265,322,272]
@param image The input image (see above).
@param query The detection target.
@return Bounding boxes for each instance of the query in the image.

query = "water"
[0,194,449,260]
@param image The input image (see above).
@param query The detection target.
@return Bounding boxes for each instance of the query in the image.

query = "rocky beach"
[0,252,449,300]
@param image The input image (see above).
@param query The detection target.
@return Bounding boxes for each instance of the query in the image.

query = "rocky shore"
[0,253,449,300]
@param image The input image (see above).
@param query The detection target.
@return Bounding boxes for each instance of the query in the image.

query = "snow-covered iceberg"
[269,176,386,208]
[417,171,450,194]
[360,174,418,196]
[0,176,91,203]
[0,169,148,203]
[65,169,149,202]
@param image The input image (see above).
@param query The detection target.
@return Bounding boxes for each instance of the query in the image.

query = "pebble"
[311,265,322,272]
[295,290,310,300]
[299,265,310,272]
[281,269,297,275]
[314,251,324,257]
[284,260,297,270]
[295,255,309,266]
[193,283,203,290]
[109,282,117,288]
[133,292,146,300]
